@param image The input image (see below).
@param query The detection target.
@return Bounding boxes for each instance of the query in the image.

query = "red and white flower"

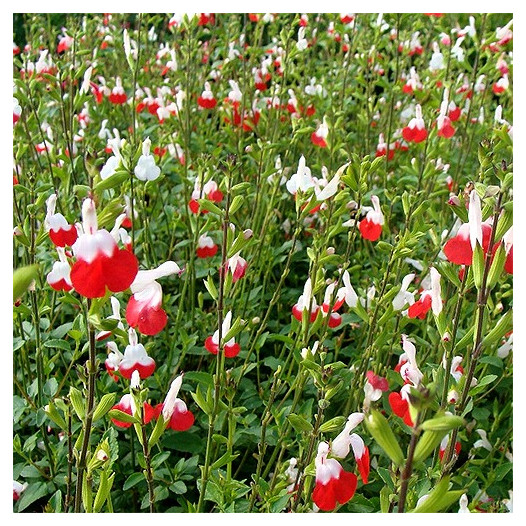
[156,374,195,431]
[126,261,182,336]
[197,81,217,109]
[45,194,78,247]
[407,267,442,319]
[312,441,357,511]
[104,341,123,381]
[443,190,492,266]
[437,89,456,138]
[110,393,155,428]
[493,74,509,95]
[196,234,218,258]
[118,328,156,380]
[13,480,28,501]
[109,77,127,104]
[70,198,138,298]
[439,433,461,461]
[46,247,73,292]
[189,180,223,213]
[359,195,384,241]
[402,104,427,143]
[292,278,320,323]
[331,413,370,484]
[503,226,513,274]
[363,371,389,410]
[13,97,21,124]
[311,117,329,148]
[392,273,416,311]
[225,252,248,283]
[205,310,241,358]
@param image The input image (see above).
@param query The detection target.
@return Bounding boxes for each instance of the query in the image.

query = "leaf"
[287,413,313,433]
[93,393,117,422]
[13,264,39,300]
[123,472,145,491]
[44,339,71,351]
[108,409,139,424]
[17,481,48,512]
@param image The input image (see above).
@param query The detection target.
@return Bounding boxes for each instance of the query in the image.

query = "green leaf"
[17,481,48,512]
[69,387,85,420]
[123,472,145,491]
[287,413,314,433]
[93,471,115,513]
[94,170,129,193]
[44,339,71,351]
[93,393,117,422]
[472,243,485,290]
[319,416,347,434]
[364,410,404,467]
[13,264,39,300]
[108,409,139,424]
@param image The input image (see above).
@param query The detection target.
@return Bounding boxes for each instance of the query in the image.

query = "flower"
[439,434,461,461]
[205,311,241,358]
[197,81,217,109]
[458,494,470,513]
[402,104,427,143]
[13,480,28,501]
[443,191,492,265]
[363,371,389,410]
[126,261,182,336]
[70,198,139,298]
[437,89,456,138]
[292,278,320,323]
[189,180,223,213]
[109,77,127,104]
[359,195,384,241]
[110,393,155,428]
[224,252,248,282]
[312,441,357,511]
[503,226,513,274]
[196,234,218,258]
[45,194,78,247]
[118,328,156,379]
[105,341,123,381]
[392,273,416,310]
[134,137,161,181]
[155,374,195,431]
[97,296,125,341]
[46,247,73,291]
[331,413,370,484]
[286,155,315,195]
[407,268,442,319]
[13,97,21,124]
[311,117,329,148]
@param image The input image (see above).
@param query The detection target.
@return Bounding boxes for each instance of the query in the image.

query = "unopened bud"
[96,449,109,461]
[326,247,335,255]
[243,229,253,239]
[251,316,260,325]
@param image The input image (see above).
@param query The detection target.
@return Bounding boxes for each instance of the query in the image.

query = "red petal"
[169,407,195,431]
[504,246,513,274]
[333,470,357,506]
[388,391,408,418]
[205,336,218,355]
[356,447,370,484]
[312,480,337,511]
[224,343,241,358]
[103,249,139,293]
[444,235,473,265]
[359,218,382,241]
[70,258,108,298]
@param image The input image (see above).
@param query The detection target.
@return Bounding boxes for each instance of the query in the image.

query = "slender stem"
[398,412,423,513]
[140,418,155,513]
[74,319,98,513]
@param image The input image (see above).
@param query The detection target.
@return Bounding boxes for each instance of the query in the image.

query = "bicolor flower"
[437,89,456,138]
[363,371,389,410]
[197,81,217,109]
[443,190,492,265]
[311,117,329,148]
[108,77,127,104]
[13,97,21,124]
[359,195,384,241]
[13,481,28,501]
[312,441,357,511]
[392,273,416,311]
[492,75,509,95]
[155,374,195,431]
[110,393,155,428]
[224,252,248,282]
[46,247,73,292]
[205,310,241,358]
[126,261,182,336]
[292,278,320,323]
[104,341,123,381]
[196,234,218,258]
[45,194,78,247]
[388,383,414,426]
[134,137,161,181]
[70,198,139,298]
[331,413,370,484]
[118,328,156,379]
[189,180,223,214]
[402,104,427,143]
[407,268,442,319]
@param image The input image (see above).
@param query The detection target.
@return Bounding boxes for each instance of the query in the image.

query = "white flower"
[134,137,161,181]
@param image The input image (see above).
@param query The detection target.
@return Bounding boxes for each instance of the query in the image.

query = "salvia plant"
[12,12,513,514]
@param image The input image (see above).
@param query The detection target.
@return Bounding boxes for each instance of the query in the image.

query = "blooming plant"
[13,12,512,514]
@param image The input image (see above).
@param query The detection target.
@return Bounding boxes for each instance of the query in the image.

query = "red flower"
[388,391,414,426]
[204,311,241,358]
[111,394,155,428]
